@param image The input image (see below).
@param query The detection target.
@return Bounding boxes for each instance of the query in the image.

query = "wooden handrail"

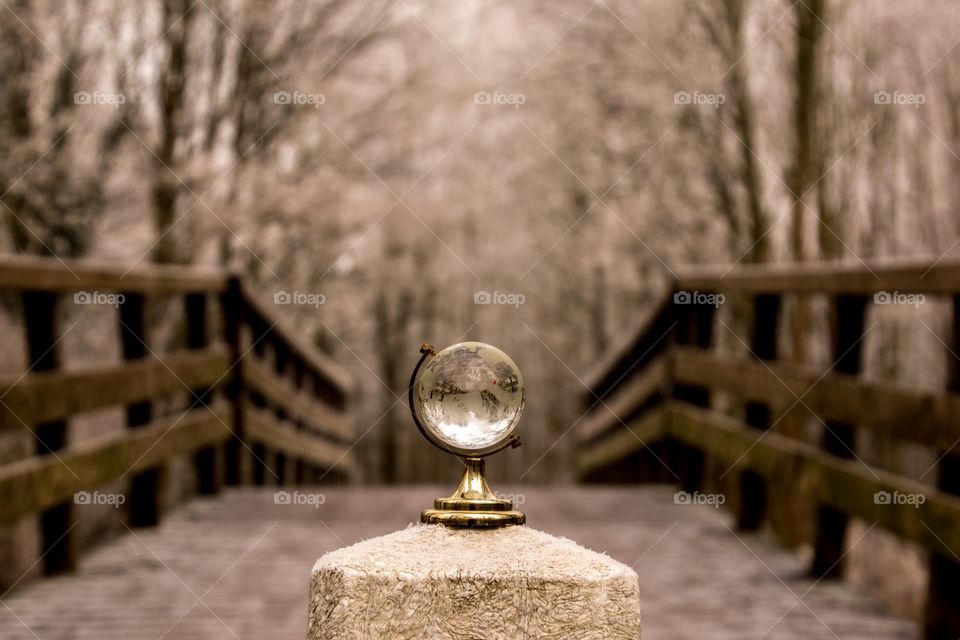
[577,409,666,477]
[0,255,230,293]
[239,281,353,398]
[0,403,232,524]
[672,347,960,450]
[586,257,960,404]
[241,356,353,442]
[0,347,231,430]
[0,255,357,582]
[243,403,356,476]
[676,256,960,294]
[578,256,960,638]
[582,293,675,400]
[577,358,667,444]
[666,403,960,556]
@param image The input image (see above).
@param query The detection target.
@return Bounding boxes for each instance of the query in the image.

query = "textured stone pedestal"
[308,524,641,639]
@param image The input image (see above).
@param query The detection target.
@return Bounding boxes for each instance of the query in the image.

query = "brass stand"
[421,457,525,528]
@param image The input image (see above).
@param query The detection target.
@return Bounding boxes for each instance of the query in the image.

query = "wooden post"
[275,452,288,486]
[273,339,289,443]
[811,294,866,578]
[220,277,244,486]
[252,443,268,486]
[120,293,162,527]
[672,298,715,406]
[672,297,715,492]
[186,292,221,495]
[293,358,305,391]
[23,291,75,574]
[738,294,780,531]
[923,295,960,639]
[273,339,289,378]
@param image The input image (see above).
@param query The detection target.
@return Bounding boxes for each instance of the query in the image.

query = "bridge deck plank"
[0,487,916,639]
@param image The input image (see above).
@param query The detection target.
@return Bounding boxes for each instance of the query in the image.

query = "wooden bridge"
[0,256,958,639]
[0,256,356,579]
[578,259,960,640]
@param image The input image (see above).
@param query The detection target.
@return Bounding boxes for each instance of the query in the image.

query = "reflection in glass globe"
[414,342,524,452]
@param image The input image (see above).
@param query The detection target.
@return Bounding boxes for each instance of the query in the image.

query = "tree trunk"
[150,0,193,264]
[788,0,824,373]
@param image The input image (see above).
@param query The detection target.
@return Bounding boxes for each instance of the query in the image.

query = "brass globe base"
[421,509,526,527]
[421,457,525,528]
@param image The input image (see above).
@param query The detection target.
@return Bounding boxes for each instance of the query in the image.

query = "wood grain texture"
[0,347,231,430]
[0,403,232,523]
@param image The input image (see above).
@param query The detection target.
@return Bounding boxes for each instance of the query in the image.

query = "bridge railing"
[577,258,960,640]
[0,256,354,579]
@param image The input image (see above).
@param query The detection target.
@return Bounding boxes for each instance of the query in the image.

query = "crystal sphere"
[413,341,524,454]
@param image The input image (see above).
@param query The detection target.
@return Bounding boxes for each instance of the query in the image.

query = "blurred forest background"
[2,0,960,489]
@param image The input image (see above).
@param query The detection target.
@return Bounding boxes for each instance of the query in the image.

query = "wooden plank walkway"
[0,486,916,639]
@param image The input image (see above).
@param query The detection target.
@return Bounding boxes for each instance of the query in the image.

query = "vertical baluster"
[273,341,289,433]
[23,291,75,573]
[252,443,268,486]
[120,293,161,527]
[246,317,274,483]
[291,358,305,486]
[307,372,323,486]
[672,295,715,492]
[923,295,960,639]
[220,277,245,485]
[186,292,221,495]
[275,452,288,486]
[293,358,305,390]
[811,293,866,577]
[337,372,351,483]
[672,296,715,405]
[291,358,304,437]
[737,293,780,531]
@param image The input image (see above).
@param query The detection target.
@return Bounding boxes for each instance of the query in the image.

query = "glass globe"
[413,341,524,455]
